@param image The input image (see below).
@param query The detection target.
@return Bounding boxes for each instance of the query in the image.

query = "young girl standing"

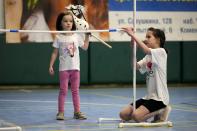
[120,27,170,122]
[49,11,89,120]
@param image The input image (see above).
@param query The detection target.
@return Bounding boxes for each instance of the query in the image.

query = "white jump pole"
[133,0,137,113]
[98,118,121,123]
[0,28,123,48]
[0,29,123,34]
[0,126,22,131]
[98,0,137,123]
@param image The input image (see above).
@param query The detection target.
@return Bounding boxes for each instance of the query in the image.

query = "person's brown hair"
[56,12,76,31]
[148,27,168,53]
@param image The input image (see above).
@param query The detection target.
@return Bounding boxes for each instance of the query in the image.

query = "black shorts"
[131,99,166,113]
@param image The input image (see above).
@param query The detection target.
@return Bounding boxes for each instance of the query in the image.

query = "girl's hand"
[122,27,135,36]
[86,33,91,36]
[49,66,55,75]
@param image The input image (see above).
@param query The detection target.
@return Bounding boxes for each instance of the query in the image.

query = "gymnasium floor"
[0,85,197,131]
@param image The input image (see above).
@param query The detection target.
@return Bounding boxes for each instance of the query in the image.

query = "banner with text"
[109,0,197,41]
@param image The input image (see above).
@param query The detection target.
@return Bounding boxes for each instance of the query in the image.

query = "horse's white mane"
[65,4,89,30]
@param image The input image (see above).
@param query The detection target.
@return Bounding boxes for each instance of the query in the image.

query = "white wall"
[0,0,4,29]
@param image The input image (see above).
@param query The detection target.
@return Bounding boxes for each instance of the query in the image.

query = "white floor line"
[0,99,123,107]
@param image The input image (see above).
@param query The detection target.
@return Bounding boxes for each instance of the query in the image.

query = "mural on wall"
[5,0,109,43]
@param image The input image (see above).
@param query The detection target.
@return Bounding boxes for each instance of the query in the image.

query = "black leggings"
[131,99,166,113]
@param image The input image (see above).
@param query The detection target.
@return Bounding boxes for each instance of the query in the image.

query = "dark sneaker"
[56,112,64,120]
[73,112,87,120]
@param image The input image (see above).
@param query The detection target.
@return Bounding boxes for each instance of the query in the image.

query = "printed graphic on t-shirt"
[147,62,152,70]
[67,43,76,57]
[146,61,154,79]
[62,42,76,59]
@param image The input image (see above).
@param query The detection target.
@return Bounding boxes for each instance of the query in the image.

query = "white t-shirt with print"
[137,48,169,105]
[53,33,84,71]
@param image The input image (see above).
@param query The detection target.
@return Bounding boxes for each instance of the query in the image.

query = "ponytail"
[148,27,168,54]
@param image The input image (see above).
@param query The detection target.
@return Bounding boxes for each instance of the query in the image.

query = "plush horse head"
[65,4,89,30]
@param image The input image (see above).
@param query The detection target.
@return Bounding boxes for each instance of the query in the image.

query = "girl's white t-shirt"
[52,33,84,71]
[137,48,169,105]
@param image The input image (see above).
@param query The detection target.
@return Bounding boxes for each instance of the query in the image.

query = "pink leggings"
[58,70,80,113]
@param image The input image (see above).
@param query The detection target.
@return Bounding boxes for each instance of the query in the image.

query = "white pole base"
[0,126,22,131]
[98,118,122,123]
[118,121,173,128]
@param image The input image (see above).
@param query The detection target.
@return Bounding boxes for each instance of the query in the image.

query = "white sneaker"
[153,105,171,122]
[160,105,171,121]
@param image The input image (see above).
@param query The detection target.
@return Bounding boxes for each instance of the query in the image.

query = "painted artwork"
[5,0,109,43]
